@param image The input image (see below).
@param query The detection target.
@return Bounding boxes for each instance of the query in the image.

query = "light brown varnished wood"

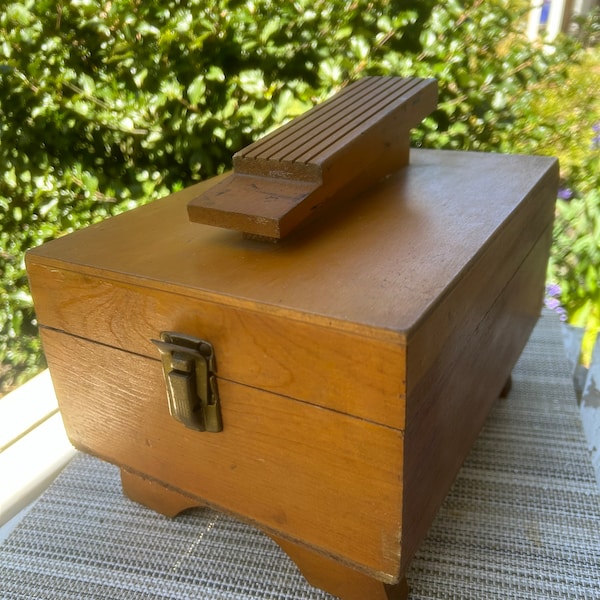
[120,467,410,598]
[269,535,409,600]
[25,262,407,429]
[26,150,558,357]
[26,147,559,594]
[26,150,558,433]
[236,78,428,167]
[120,468,201,517]
[187,77,437,239]
[26,150,558,339]
[400,226,553,574]
[41,329,404,577]
[403,158,559,395]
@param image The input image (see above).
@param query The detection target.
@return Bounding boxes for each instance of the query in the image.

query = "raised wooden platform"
[187,77,437,239]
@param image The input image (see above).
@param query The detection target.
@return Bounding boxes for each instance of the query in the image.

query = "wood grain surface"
[41,328,404,580]
[26,147,559,590]
[27,150,558,338]
[401,225,553,574]
[187,77,437,238]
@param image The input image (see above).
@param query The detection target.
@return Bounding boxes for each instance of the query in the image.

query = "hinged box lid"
[26,148,558,430]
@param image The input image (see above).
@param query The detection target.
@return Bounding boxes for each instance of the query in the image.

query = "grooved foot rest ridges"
[187,76,438,239]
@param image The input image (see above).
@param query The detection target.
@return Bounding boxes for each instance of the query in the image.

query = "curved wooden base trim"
[121,469,408,598]
[120,468,201,517]
[269,534,408,600]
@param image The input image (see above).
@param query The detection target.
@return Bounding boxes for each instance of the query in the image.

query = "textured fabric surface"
[1,312,599,599]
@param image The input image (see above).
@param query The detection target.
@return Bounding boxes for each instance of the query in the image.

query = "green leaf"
[350,36,370,61]
[187,75,206,105]
[206,66,225,82]
[133,68,148,88]
[4,168,17,189]
[137,22,161,38]
[6,3,34,26]
[160,78,184,99]
[79,74,96,96]
[238,70,265,96]
[260,18,280,43]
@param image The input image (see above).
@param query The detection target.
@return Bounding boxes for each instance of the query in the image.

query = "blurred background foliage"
[1,0,599,394]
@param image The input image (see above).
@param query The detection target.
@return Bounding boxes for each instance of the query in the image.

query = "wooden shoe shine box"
[26,78,558,599]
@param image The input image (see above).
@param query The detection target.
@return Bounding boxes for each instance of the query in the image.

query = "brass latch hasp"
[151,332,223,433]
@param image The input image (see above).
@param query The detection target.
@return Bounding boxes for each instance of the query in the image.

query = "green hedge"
[0,0,596,393]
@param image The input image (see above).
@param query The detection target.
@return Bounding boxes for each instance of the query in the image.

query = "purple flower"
[544,283,568,321]
[593,123,600,148]
[558,188,573,200]
[555,307,568,322]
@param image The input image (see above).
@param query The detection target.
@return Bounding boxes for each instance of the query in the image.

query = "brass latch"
[151,332,223,433]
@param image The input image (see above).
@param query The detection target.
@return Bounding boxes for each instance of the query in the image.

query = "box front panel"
[41,327,404,579]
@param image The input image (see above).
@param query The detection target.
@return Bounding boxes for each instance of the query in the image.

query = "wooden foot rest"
[187,76,437,239]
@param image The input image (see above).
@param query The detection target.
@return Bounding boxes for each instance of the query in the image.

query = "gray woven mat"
[1,312,599,599]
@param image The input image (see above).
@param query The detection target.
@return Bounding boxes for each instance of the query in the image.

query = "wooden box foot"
[269,534,409,600]
[120,468,201,517]
[500,374,513,399]
[120,470,408,599]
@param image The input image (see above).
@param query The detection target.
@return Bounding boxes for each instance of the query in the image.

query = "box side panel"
[40,327,404,580]
[401,222,553,574]
[27,263,406,430]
